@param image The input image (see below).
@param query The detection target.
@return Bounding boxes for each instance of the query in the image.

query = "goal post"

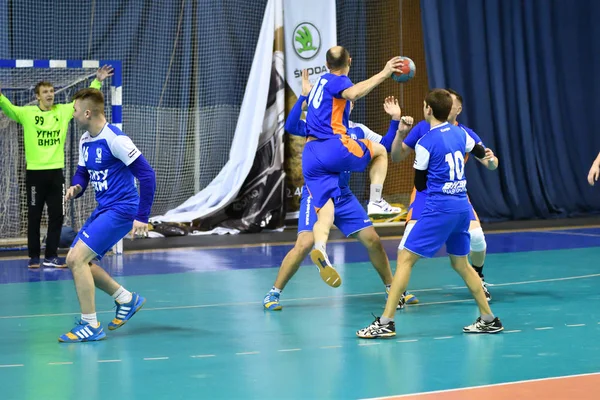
[0,59,123,254]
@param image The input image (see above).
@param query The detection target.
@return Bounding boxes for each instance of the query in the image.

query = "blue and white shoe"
[43,257,67,268]
[403,291,419,304]
[108,293,146,331]
[58,320,106,343]
[28,257,40,269]
[263,291,282,311]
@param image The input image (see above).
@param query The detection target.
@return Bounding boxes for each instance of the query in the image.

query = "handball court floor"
[0,225,599,399]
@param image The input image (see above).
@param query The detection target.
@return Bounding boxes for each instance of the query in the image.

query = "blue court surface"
[1,226,600,399]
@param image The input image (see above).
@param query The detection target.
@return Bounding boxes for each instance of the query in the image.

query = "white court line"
[534,327,554,331]
[320,345,342,349]
[97,359,122,363]
[1,272,598,321]
[0,364,24,368]
[566,324,586,327]
[396,339,418,343]
[503,330,521,333]
[277,348,301,352]
[235,351,259,356]
[48,361,73,365]
[143,357,169,361]
[190,354,216,358]
[433,336,453,340]
[358,342,381,346]
[360,371,600,400]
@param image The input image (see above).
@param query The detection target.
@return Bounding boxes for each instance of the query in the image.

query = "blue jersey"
[305,73,353,139]
[413,122,476,212]
[78,124,141,213]
[404,120,484,151]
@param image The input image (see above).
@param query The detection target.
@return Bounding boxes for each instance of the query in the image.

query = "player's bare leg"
[89,262,140,324]
[449,254,503,333]
[368,142,388,186]
[367,142,401,218]
[355,227,392,285]
[264,232,314,310]
[382,249,420,319]
[90,262,120,295]
[59,240,106,342]
[355,227,409,309]
[67,241,98,316]
[356,249,419,338]
[449,255,491,315]
[468,220,491,300]
[311,199,342,287]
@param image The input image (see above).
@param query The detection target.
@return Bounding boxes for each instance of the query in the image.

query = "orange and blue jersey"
[305,73,354,139]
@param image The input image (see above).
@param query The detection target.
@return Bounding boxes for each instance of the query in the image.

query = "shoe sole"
[310,249,341,288]
[356,332,396,339]
[28,264,40,269]
[463,326,504,334]
[43,263,68,268]
[108,298,146,331]
[367,212,402,219]
[264,304,282,311]
[58,334,107,343]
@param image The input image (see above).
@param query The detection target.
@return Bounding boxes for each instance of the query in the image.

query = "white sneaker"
[367,199,401,217]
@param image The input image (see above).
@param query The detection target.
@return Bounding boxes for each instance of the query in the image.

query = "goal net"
[0,60,119,245]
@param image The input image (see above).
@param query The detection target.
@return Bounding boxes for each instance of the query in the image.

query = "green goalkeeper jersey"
[0,79,102,170]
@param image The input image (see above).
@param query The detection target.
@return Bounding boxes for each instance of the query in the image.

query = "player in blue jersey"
[58,88,156,342]
[263,71,417,310]
[357,89,503,338]
[392,89,498,300]
[302,46,405,284]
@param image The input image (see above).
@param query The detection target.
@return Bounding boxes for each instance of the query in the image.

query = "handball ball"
[392,57,416,83]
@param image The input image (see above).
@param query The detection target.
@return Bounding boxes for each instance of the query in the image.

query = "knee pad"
[469,227,487,252]
[399,222,416,250]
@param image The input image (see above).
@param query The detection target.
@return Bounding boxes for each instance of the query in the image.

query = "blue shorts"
[72,207,135,260]
[298,188,372,237]
[407,188,479,222]
[302,137,373,209]
[403,208,471,258]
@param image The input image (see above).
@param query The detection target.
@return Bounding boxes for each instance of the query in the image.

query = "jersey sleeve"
[110,135,142,166]
[464,129,476,153]
[78,145,85,167]
[459,124,484,147]
[352,122,382,143]
[327,75,354,99]
[403,120,428,149]
[284,95,307,136]
[413,140,430,171]
[0,94,23,123]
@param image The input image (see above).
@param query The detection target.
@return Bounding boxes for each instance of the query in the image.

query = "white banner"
[283,0,337,94]
[282,0,337,218]
[151,0,285,226]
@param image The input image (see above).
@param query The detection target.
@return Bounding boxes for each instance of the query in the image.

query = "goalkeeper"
[0,65,113,268]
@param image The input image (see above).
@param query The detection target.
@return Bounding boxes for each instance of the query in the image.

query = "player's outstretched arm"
[588,152,600,186]
[285,70,312,136]
[0,85,24,123]
[391,117,415,162]
[341,57,404,101]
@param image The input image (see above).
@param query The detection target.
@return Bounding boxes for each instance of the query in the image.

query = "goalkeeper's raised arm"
[0,65,114,269]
